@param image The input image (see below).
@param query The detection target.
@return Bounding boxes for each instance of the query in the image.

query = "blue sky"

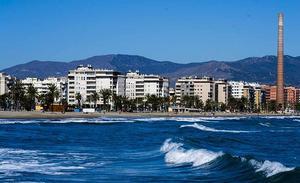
[0,0,299,69]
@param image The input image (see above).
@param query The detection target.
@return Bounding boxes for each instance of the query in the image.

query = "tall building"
[214,79,230,104]
[175,77,230,105]
[0,73,8,95]
[277,13,284,107]
[125,71,169,100]
[67,65,125,106]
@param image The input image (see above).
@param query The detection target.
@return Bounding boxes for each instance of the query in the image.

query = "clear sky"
[0,0,299,69]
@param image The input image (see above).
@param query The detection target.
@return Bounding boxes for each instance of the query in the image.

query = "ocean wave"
[249,159,294,177]
[259,122,271,127]
[180,123,256,133]
[293,119,300,122]
[160,139,223,166]
[0,147,95,176]
[0,118,135,124]
[172,116,246,122]
[134,117,169,122]
[261,116,300,119]
[160,139,294,178]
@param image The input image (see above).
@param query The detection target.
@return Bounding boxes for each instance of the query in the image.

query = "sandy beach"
[0,110,298,119]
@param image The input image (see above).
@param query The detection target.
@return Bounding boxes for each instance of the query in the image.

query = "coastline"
[0,111,299,119]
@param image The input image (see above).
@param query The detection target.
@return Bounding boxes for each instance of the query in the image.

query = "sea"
[0,116,299,182]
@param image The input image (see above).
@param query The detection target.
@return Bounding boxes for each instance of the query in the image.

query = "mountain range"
[1,54,300,87]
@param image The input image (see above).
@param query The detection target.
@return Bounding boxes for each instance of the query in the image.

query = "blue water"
[0,116,300,182]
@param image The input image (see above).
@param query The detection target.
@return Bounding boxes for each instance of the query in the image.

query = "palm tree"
[10,80,25,111]
[195,97,204,110]
[90,91,99,109]
[75,93,82,108]
[0,93,10,110]
[112,94,122,111]
[204,99,213,112]
[181,95,192,108]
[60,98,68,113]
[47,84,59,112]
[100,89,112,111]
[26,84,37,111]
[146,94,160,111]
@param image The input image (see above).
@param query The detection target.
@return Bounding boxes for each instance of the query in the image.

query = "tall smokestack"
[277,13,284,108]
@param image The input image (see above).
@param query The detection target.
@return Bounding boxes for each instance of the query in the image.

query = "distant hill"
[1,54,300,86]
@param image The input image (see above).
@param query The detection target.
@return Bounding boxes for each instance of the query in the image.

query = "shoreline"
[0,111,299,119]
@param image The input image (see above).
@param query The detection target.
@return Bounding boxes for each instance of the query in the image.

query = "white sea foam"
[160,139,223,167]
[172,116,246,123]
[180,123,255,133]
[0,118,135,124]
[0,147,91,176]
[293,119,300,122]
[249,159,294,177]
[171,117,211,123]
[134,117,169,122]
[261,116,300,119]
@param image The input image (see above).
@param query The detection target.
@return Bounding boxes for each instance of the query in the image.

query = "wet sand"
[0,111,298,119]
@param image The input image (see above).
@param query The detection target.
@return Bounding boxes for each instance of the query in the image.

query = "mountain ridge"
[1,54,300,87]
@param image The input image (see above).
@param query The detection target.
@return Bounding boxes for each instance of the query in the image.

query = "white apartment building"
[0,73,8,95]
[21,77,67,102]
[125,71,169,100]
[0,73,16,96]
[228,81,262,108]
[67,65,125,105]
[175,76,230,105]
[229,81,245,99]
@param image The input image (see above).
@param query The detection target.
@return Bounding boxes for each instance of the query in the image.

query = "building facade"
[67,65,125,105]
[125,71,169,100]
[229,81,263,109]
[0,73,8,96]
[21,77,67,102]
[175,77,230,105]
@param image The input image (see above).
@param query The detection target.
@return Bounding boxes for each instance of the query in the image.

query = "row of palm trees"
[75,89,170,112]
[0,81,60,111]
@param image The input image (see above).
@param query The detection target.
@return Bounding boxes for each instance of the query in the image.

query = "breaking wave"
[160,139,223,166]
[180,123,257,133]
[160,139,295,178]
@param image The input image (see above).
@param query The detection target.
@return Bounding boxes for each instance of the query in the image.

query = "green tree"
[10,80,25,110]
[181,95,192,108]
[267,100,277,112]
[204,99,213,111]
[195,97,204,109]
[100,89,112,111]
[75,93,82,108]
[219,102,226,111]
[47,84,59,112]
[25,84,37,111]
[112,94,122,111]
[295,103,300,112]
[146,94,160,111]
[91,91,99,109]
[227,96,237,112]
[0,93,10,110]
[60,98,68,113]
